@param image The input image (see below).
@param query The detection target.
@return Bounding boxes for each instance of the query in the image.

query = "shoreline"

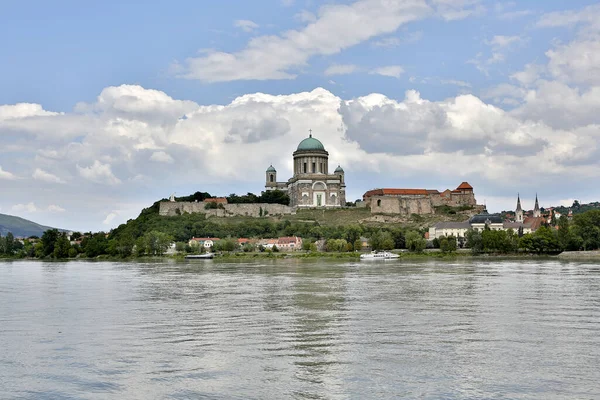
[2,251,589,262]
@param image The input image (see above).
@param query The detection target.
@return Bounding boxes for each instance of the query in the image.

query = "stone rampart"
[159,202,294,218]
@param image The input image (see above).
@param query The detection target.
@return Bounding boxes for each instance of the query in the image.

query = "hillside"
[0,213,63,238]
[109,199,475,244]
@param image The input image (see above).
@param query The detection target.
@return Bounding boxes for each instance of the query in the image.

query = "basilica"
[264,133,346,208]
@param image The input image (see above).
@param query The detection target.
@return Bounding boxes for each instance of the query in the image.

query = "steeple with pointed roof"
[533,194,541,218]
[516,193,524,223]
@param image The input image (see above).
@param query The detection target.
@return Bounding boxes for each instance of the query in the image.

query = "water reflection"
[1,259,600,399]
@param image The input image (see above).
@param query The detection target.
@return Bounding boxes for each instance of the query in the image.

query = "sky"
[1,0,600,232]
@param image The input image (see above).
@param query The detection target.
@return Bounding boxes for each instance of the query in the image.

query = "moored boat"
[185,253,214,259]
[360,251,400,260]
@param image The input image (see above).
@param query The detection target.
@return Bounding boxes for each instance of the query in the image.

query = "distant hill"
[0,213,64,238]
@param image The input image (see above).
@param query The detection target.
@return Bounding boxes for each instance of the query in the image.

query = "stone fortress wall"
[364,182,478,216]
[159,202,294,218]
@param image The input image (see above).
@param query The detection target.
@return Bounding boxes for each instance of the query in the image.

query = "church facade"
[265,134,346,208]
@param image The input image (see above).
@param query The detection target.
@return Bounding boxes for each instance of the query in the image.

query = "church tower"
[265,165,277,189]
[533,194,541,218]
[515,193,524,223]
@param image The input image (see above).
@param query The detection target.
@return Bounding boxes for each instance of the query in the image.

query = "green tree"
[439,235,457,253]
[465,230,483,254]
[572,210,600,250]
[53,233,71,258]
[405,231,426,253]
[41,229,60,257]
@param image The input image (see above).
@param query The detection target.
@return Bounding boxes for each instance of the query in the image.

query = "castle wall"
[159,202,294,217]
[370,195,434,215]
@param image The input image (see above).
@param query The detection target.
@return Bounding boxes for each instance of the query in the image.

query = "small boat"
[185,253,214,259]
[360,251,400,260]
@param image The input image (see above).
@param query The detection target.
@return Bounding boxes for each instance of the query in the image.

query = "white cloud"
[47,204,66,213]
[546,40,600,85]
[12,202,38,213]
[498,9,534,20]
[0,103,60,121]
[150,151,174,163]
[324,64,358,76]
[77,161,122,185]
[281,0,294,6]
[103,212,118,225]
[371,31,423,47]
[33,168,66,184]
[2,75,600,229]
[0,166,17,180]
[234,20,259,33]
[486,35,523,48]
[175,0,436,82]
[440,79,471,88]
[370,65,404,78]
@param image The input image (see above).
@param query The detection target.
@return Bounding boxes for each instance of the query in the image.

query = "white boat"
[185,253,214,259]
[360,251,400,260]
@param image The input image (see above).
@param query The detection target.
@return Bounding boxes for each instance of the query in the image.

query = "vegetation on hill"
[0,213,63,237]
[4,193,600,260]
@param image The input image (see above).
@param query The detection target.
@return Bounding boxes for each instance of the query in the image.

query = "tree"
[140,231,173,255]
[440,236,457,253]
[344,225,362,245]
[41,229,60,257]
[405,231,426,253]
[465,229,483,254]
[53,233,71,258]
[3,232,15,255]
[572,210,600,250]
[369,231,394,251]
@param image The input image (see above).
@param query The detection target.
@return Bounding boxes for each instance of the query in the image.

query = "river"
[1,259,600,399]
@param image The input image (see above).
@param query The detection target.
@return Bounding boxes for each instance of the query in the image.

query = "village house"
[188,237,220,248]
[276,236,303,251]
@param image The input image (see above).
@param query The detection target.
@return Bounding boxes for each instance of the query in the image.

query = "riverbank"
[558,250,600,260]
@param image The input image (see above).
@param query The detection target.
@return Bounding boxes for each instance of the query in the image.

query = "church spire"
[515,193,524,223]
[533,193,541,218]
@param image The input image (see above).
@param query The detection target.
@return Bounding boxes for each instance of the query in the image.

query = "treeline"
[458,211,600,254]
[172,190,290,206]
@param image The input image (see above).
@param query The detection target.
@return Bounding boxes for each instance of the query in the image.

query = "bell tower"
[265,165,277,191]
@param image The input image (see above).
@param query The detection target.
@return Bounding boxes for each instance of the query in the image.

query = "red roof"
[203,197,228,204]
[277,236,301,244]
[455,182,473,190]
[190,237,221,242]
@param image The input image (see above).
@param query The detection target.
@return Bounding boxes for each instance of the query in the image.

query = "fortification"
[363,182,478,216]
[159,202,294,218]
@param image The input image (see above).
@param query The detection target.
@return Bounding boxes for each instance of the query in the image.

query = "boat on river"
[185,253,214,259]
[360,251,400,260]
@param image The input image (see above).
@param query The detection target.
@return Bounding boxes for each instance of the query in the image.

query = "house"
[257,238,278,249]
[276,236,303,251]
[188,237,220,248]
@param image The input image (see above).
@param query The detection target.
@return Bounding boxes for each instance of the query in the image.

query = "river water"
[1,259,600,399]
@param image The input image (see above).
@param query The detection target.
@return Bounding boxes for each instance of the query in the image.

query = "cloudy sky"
[1,0,600,232]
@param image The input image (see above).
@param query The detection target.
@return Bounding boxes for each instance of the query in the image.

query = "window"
[270,175,274,183]
[303,163,307,173]
[377,199,381,207]
[312,162,316,173]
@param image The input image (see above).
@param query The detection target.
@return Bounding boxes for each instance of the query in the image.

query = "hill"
[0,213,63,238]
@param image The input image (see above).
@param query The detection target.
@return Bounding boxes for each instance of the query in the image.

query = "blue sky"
[1,0,600,231]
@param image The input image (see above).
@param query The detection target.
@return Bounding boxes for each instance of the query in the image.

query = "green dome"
[297,135,325,151]
[334,165,344,173]
[266,165,276,172]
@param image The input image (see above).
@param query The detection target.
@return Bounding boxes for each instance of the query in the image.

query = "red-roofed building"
[277,236,303,251]
[363,182,478,216]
